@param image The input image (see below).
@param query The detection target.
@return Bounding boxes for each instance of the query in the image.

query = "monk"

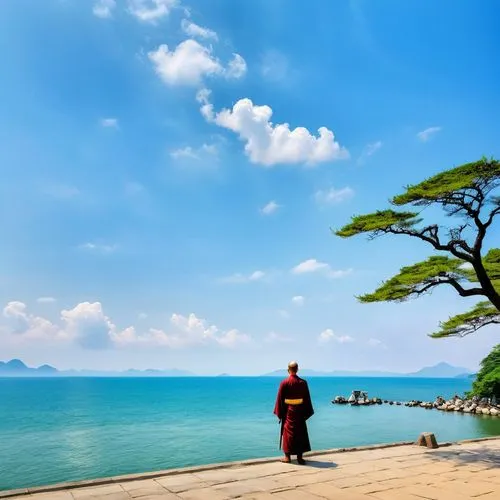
[273,361,314,464]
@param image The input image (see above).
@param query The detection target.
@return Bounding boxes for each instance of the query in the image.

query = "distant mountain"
[407,362,471,378]
[262,369,402,378]
[263,362,473,378]
[0,359,58,376]
[0,359,195,377]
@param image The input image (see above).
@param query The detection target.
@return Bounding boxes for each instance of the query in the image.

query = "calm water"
[1,376,499,491]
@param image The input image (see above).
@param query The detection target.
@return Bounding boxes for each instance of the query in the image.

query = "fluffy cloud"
[170,143,218,160]
[417,126,442,142]
[198,93,348,166]
[61,302,115,350]
[114,313,249,348]
[2,302,62,340]
[260,200,280,215]
[128,0,178,22]
[181,19,218,41]
[314,187,354,205]
[219,270,265,284]
[149,41,246,86]
[291,295,305,306]
[226,54,247,79]
[93,0,116,18]
[318,329,354,344]
[100,118,119,128]
[2,302,248,350]
[291,259,352,279]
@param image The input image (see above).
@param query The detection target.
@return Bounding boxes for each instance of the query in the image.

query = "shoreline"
[1,436,498,498]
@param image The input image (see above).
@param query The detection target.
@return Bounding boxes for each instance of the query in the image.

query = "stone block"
[415,432,438,449]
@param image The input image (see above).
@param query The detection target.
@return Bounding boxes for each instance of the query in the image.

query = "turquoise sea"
[1,376,499,491]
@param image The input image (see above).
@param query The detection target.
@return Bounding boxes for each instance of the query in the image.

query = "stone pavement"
[2,438,499,499]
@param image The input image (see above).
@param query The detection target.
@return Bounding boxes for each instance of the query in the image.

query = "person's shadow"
[302,460,338,469]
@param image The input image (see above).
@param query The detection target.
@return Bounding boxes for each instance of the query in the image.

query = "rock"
[416,432,439,449]
[482,408,491,416]
[490,408,499,416]
[396,402,401,405]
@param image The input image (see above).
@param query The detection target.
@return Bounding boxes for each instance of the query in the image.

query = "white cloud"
[149,40,221,86]
[2,301,61,340]
[37,297,57,304]
[367,338,382,347]
[149,41,246,87]
[314,187,354,205]
[128,0,178,22]
[291,295,305,306]
[291,259,352,279]
[219,270,265,284]
[265,331,293,343]
[277,309,290,319]
[318,328,354,344]
[181,19,218,41]
[260,200,280,215]
[170,143,218,160]
[101,118,119,128]
[2,302,248,350]
[93,0,116,18]
[226,53,247,79]
[61,302,115,350]
[78,243,117,254]
[417,126,442,142]
[198,95,348,166]
[459,262,474,270]
[114,312,249,348]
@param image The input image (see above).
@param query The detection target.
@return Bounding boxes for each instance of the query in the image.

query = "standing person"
[273,361,314,464]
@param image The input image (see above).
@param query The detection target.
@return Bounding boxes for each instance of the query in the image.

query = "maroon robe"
[273,374,314,455]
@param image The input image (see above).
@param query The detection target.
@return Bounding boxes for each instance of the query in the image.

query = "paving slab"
[1,437,499,500]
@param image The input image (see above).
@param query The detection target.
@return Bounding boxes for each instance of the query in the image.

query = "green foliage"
[358,256,464,303]
[335,210,421,238]
[468,344,500,399]
[392,157,500,206]
[431,302,500,338]
[335,157,500,338]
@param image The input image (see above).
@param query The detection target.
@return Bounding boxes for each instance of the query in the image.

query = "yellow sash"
[284,398,303,405]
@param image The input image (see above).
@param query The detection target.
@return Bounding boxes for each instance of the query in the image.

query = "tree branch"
[484,205,500,229]
[381,225,474,261]
[443,277,485,298]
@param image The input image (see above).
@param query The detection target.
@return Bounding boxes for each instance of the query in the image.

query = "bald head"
[288,361,299,374]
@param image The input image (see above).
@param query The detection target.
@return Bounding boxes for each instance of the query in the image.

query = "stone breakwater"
[332,394,500,416]
[405,395,500,416]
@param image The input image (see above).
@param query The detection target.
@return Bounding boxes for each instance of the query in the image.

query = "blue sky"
[0,0,499,374]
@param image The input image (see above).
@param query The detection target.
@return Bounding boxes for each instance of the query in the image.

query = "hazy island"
[0,359,474,378]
